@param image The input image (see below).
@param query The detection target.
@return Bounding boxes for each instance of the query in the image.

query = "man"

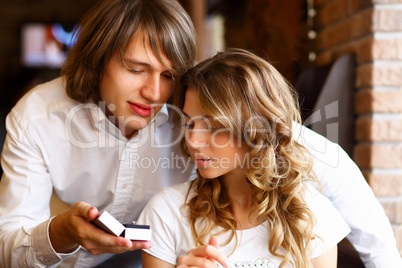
[0,0,401,267]
[0,0,196,267]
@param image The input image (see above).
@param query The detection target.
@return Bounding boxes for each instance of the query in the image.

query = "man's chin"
[121,117,152,138]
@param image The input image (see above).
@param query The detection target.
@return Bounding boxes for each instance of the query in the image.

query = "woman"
[138,48,350,268]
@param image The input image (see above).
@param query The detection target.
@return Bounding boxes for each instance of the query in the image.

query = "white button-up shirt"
[0,77,194,267]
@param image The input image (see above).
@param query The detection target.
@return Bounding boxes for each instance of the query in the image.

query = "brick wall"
[315,0,402,254]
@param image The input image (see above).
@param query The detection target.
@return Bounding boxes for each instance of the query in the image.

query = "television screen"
[21,23,78,68]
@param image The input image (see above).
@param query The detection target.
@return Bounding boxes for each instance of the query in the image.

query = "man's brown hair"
[62,0,197,103]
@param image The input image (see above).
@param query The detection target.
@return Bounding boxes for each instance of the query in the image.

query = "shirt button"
[122,184,127,189]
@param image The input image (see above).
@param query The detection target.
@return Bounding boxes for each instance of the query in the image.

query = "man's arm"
[0,112,151,267]
[0,117,64,267]
[296,124,402,267]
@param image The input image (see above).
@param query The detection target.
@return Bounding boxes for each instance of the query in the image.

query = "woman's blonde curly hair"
[174,48,318,268]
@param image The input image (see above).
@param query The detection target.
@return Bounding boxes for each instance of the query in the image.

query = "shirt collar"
[152,103,169,128]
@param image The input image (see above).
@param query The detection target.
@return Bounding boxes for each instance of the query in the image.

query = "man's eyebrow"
[123,59,152,68]
[124,58,172,73]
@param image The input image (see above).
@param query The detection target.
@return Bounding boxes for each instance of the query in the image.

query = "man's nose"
[141,75,161,102]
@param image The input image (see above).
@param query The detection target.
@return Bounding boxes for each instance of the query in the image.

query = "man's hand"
[177,237,229,268]
[49,201,151,254]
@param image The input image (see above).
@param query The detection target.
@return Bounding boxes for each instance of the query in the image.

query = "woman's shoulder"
[139,181,193,229]
[302,183,329,208]
[302,182,343,222]
[302,183,351,256]
[147,181,193,210]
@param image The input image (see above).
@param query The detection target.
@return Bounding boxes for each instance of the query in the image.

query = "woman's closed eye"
[183,122,194,130]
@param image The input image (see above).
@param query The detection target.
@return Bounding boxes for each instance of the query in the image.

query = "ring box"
[91,211,151,241]
[122,224,151,241]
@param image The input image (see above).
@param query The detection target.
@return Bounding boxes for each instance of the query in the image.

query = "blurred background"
[0,0,401,260]
[0,0,315,118]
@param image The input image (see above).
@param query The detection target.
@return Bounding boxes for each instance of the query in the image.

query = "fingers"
[72,203,152,254]
[49,202,97,253]
[131,240,152,250]
[82,236,151,255]
[207,237,228,267]
[71,201,98,221]
[208,236,219,249]
[177,255,218,268]
[51,202,151,255]
[177,239,229,268]
[88,206,99,221]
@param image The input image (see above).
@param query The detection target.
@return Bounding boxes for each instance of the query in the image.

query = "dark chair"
[337,239,365,268]
[305,54,356,158]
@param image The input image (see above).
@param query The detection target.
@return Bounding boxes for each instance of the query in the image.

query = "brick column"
[315,0,402,254]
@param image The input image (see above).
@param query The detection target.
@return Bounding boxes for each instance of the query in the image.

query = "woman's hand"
[49,201,151,254]
[177,237,230,268]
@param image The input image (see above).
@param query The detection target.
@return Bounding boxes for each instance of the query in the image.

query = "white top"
[0,77,194,268]
[138,181,351,267]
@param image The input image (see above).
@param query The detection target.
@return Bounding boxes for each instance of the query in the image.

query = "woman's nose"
[186,128,210,149]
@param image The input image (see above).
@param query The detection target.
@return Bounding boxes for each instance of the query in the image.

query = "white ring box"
[91,211,151,241]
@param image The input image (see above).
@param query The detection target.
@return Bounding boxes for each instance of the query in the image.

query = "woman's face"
[182,88,247,180]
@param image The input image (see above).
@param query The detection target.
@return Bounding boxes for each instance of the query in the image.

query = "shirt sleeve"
[137,189,178,265]
[303,185,350,258]
[0,111,75,267]
[295,124,402,267]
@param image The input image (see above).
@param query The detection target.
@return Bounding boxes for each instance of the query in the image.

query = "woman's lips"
[128,102,154,117]
[194,156,212,168]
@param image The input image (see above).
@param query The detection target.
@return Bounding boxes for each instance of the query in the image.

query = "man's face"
[100,32,174,138]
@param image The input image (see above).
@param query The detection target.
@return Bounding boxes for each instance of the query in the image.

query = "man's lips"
[128,102,155,117]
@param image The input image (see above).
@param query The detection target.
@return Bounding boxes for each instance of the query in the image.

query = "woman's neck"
[222,172,262,229]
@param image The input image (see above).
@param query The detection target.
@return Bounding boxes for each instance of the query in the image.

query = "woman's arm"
[311,245,337,268]
[143,251,175,268]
